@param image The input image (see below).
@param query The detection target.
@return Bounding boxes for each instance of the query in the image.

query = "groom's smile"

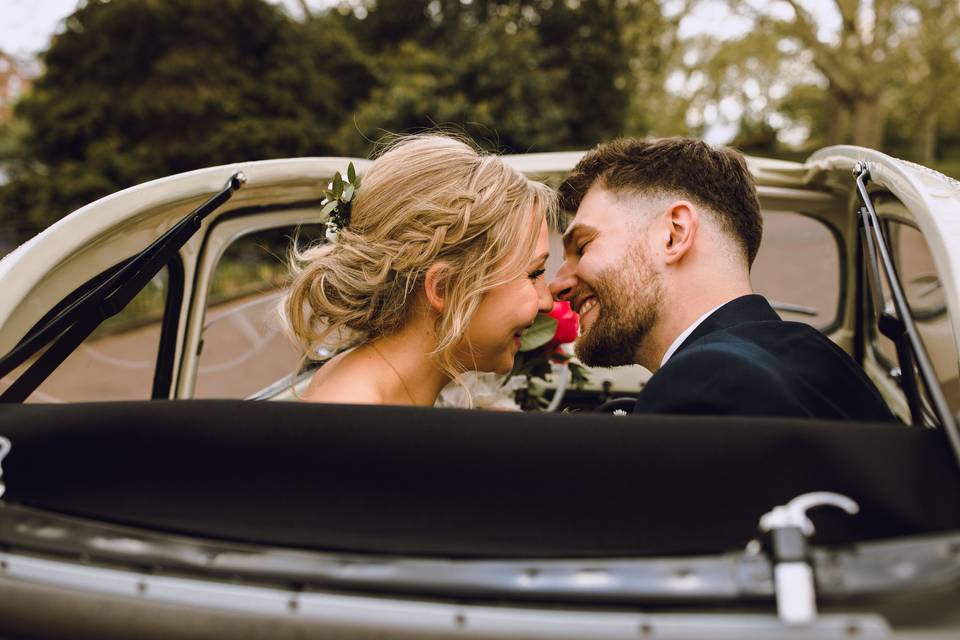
[576,296,599,317]
[573,294,600,329]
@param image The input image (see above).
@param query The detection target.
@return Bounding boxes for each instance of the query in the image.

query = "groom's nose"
[549,261,576,301]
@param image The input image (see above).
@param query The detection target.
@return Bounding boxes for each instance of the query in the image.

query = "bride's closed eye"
[528,268,546,281]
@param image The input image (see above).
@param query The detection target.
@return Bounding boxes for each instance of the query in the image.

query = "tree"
[678,29,799,152]
[331,0,664,151]
[335,13,569,154]
[887,1,960,163]
[622,1,692,138]
[1,0,370,237]
[726,0,960,151]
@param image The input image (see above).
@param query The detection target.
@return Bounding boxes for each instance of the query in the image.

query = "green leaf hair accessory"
[320,162,361,242]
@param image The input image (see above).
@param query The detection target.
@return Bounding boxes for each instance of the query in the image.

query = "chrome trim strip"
[1,504,958,604]
[0,550,893,638]
[0,504,767,602]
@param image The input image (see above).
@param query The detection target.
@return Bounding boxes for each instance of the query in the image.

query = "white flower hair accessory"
[320,162,361,243]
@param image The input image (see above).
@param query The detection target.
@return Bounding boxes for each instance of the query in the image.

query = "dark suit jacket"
[632,295,897,422]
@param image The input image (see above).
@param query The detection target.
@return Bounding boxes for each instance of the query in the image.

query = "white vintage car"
[0,147,958,639]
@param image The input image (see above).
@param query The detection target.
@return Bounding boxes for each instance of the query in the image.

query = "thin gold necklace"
[369,342,418,405]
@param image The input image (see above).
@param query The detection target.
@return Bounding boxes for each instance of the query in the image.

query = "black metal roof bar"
[853,164,960,463]
[857,197,925,426]
[0,172,246,403]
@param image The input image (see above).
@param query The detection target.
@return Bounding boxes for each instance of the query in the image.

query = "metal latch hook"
[759,492,860,627]
[760,491,860,537]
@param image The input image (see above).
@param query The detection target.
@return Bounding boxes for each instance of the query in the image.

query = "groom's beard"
[575,243,662,367]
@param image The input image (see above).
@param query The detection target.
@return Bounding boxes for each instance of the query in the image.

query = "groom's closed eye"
[563,224,599,259]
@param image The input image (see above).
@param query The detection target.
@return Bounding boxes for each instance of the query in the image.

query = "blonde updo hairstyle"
[283,134,556,382]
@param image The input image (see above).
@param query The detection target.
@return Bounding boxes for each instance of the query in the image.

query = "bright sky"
[0,0,78,56]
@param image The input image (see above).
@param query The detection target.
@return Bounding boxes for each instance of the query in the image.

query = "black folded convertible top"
[0,401,958,558]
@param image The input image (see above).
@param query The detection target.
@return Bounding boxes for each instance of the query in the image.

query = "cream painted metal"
[806,146,960,357]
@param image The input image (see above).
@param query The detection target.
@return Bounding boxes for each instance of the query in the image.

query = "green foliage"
[731,118,779,156]
[0,119,26,162]
[335,17,569,154]
[0,0,674,243]
[1,0,372,238]
[334,0,660,154]
[321,162,361,235]
[776,84,832,151]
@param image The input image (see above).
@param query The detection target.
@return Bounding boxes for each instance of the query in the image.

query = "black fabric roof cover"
[0,400,958,558]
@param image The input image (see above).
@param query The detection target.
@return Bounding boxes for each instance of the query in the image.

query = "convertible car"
[0,147,958,638]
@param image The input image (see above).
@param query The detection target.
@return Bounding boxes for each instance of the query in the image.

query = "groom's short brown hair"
[559,137,763,266]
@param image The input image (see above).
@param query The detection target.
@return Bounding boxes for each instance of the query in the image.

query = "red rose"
[547,300,579,348]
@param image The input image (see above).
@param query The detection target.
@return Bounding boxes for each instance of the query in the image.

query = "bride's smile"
[453,219,553,376]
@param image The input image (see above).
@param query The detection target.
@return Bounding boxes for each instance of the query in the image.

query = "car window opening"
[0,172,247,403]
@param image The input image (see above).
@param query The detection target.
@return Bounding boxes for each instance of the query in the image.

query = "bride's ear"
[423,262,449,313]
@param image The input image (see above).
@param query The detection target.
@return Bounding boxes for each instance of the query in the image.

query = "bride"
[282,134,555,406]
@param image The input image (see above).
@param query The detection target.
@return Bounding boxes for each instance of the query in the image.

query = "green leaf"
[333,172,344,197]
[347,162,356,183]
[569,362,591,386]
[319,200,338,217]
[519,314,558,351]
[342,184,355,201]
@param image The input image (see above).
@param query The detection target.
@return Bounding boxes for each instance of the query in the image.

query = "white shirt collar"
[659,302,726,368]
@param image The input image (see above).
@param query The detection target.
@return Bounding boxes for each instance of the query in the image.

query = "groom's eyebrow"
[562,224,597,252]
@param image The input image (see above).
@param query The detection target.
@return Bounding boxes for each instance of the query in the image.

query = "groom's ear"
[661,200,699,265]
[423,262,449,313]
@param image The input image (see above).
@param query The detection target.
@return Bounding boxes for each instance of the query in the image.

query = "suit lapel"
[673,295,781,357]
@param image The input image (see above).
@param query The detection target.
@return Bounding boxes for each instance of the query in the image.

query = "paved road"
[1,291,301,402]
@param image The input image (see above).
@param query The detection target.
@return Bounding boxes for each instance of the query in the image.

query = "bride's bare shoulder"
[299,349,383,404]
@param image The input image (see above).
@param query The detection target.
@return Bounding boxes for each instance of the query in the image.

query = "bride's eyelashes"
[528,268,546,281]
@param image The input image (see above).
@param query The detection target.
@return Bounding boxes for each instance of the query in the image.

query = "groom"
[549,137,896,421]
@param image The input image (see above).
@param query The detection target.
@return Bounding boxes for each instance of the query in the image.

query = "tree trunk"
[826,95,851,145]
[851,96,885,150]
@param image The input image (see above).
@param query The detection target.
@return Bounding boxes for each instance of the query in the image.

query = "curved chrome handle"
[0,436,10,500]
[760,491,859,537]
